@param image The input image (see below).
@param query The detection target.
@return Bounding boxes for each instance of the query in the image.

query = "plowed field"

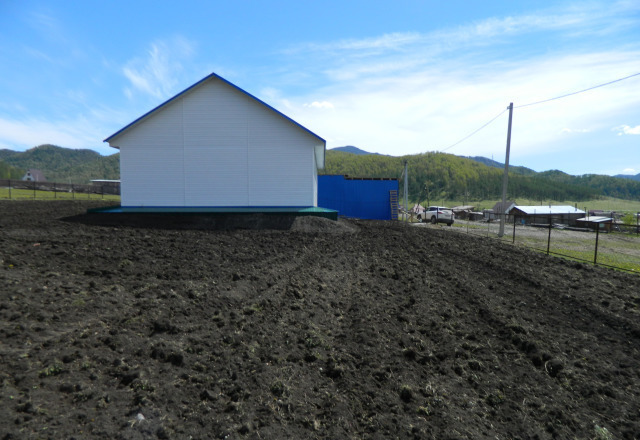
[1,201,639,439]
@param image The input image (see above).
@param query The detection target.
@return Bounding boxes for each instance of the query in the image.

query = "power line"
[440,107,508,152]
[435,71,640,153]
[515,72,640,109]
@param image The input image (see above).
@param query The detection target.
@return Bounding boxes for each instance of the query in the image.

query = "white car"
[417,206,455,226]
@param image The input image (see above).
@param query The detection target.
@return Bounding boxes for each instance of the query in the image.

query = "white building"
[104,73,325,208]
[22,169,46,182]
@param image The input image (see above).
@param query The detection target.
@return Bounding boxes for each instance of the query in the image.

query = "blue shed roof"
[103,72,326,145]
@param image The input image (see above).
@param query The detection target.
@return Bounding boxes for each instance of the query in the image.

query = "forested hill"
[322,150,640,202]
[0,144,119,184]
[0,159,24,179]
[3,144,639,201]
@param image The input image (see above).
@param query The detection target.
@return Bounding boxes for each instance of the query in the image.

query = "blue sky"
[1,1,639,176]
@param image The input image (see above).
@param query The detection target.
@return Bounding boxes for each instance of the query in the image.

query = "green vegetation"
[0,188,120,201]
[0,159,24,179]
[323,150,640,205]
[459,220,640,272]
[622,213,638,226]
[0,144,119,184]
[436,197,640,213]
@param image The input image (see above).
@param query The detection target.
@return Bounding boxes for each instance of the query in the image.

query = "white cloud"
[304,101,334,109]
[622,168,637,174]
[0,115,114,154]
[285,32,421,55]
[284,49,640,164]
[122,36,196,100]
[272,1,640,169]
[614,124,640,135]
[561,128,591,134]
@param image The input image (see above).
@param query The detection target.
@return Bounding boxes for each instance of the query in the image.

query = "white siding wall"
[117,102,185,207]
[112,78,322,207]
[246,94,317,206]
[183,82,249,206]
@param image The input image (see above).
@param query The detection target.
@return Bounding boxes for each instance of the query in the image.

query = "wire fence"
[0,179,120,200]
[458,214,640,273]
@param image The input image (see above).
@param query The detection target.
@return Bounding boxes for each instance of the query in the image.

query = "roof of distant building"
[22,169,46,181]
[511,205,585,215]
[576,216,612,223]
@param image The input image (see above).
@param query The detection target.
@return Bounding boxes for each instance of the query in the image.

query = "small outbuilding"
[575,216,614,232]
[451,205,475,220]
[318,175,398,220]
[104,73,326,209]
[22,169,46,182]
[509,205,586,226]
[486,200,516,221]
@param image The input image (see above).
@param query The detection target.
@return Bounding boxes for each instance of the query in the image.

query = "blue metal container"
[318,175,398,220]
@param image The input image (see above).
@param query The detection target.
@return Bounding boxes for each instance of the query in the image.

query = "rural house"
[508,205,585,226]
[485,200,516,221]
[22,169,46,182]
[575,216,614,232]
[104,73,326,208]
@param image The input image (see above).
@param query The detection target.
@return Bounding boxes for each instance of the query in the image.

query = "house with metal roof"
[104,73,326,209]
[22,169,46,182]
[484,200,516,221]
[575,216,614,232]
[508,205,585,226]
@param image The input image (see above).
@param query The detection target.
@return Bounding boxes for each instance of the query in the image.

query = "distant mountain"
[615,173,640,182]
[465,156,537,176]
[0,144,119,184]
[330,146,383,155]
[0,149,18,161]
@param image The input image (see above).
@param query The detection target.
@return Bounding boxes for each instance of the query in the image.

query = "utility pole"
[403,161,409,217]
[498,102,514,237]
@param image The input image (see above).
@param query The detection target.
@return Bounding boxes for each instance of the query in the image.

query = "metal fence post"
[547,217,552,255]
[33,180,36,199]
[594,224,600,265]
[512,215,517,244]
[8,180,11,199]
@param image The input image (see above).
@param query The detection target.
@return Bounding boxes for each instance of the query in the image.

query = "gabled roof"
[103,72,326,147]
[23,169,46,182]
[492,201,516,214]
[510,205,585,215]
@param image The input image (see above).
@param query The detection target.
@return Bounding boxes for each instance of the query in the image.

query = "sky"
[0,0,639,176]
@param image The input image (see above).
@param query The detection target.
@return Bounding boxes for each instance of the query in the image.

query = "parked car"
[417,206,455,225]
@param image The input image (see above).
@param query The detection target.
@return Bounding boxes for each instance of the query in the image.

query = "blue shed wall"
[318,175,398,220]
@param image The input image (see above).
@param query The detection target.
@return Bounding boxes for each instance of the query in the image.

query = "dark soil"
[1,200,640,439]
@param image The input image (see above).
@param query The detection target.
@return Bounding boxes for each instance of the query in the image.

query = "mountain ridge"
[323,148,640,202]
[0,144,119,184]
